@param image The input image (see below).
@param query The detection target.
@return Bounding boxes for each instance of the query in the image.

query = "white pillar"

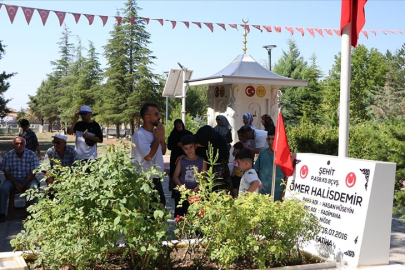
[338,24,352,158]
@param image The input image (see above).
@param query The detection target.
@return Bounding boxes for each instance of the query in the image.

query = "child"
[254,127,286,201]
[235,148,262,194]
[231,142,244,197]
[173,135,207,216]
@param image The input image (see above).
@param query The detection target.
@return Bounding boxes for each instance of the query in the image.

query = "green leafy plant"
[11,141,171,269]
[175,144,321,269]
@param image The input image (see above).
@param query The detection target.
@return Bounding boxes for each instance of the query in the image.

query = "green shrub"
[11,141,171,269]
[175,145,320,269]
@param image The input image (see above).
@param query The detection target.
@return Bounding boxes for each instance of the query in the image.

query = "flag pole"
[338,23,352,158]
[271,153,276,202]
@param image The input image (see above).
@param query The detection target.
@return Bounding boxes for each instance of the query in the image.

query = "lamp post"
[263,45,277,71]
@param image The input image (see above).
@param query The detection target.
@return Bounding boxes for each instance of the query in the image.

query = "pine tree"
[103,0,163,136]
[0,41,14,118]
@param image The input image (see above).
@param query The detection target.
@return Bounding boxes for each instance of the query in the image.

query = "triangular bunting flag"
[170,20,177,29]
[115,16,122,25]
[285,26,294,35]
[204,22,214,32]
[140,17,149,24]
[192,22,201,28]
[0,4,2,10]
[306,27,315,37]
[295,27,304,36]
[380,30,387,35]
[315,28,324,37]
[182,21,189,28]
[5,5,18,24]
[217,23,226,31]
[263,25,272,32]
[229,24,238,30]
[387,30,395,34]
[72,13,81,24]
[37,9,50,26]
[252,25,263,32]
[333,29,341,36]
[370,30,377,36]
[21,7,34,25]
[325,29,333,36]
[274,26,282,33]
[362,30,368,39]
[240,24,250,33]
[54,11,66,26]
[396,30,404,35]
[129,18,135,25]
[154,19,164,26]
[99,15,108,26]
[84,14,94,25]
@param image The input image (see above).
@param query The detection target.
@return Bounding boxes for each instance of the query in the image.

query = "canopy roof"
[188,54,307,87]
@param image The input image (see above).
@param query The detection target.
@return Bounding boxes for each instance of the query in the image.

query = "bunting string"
[1,3,404,38]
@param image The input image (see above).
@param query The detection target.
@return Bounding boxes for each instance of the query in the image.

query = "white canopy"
[187,54,307,87]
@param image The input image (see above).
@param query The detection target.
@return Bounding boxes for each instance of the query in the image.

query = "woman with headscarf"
[261,114,275,131]
[194,125,232,192]
[214,115,232,151]
[242,113,255,128]
[167,119,193,192]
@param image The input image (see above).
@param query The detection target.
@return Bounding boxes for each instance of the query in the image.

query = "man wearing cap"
[67,105,103,160]
[43,133,79,185]
[0,137,39,222]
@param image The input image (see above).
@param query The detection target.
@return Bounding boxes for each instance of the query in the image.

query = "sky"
[0,0,404,111]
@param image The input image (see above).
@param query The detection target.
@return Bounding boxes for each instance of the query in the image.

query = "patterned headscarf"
[214,115,231,137]
[243,113,254,127]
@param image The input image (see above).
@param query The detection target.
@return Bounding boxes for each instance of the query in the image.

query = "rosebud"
[198,209,205,217]
[189,196,200,204]
[175,215,182,223]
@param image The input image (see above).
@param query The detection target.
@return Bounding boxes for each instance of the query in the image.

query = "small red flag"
[340,0,367,47]
[272,111,294,177]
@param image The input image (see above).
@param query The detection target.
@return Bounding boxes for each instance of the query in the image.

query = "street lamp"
[164,71,169,124]
[263,45,277,71]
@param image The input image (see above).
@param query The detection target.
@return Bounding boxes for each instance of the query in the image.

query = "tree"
[0,41,14,118]
[272,39,309,126]
[17,108,26,122]
[103,1,162,136]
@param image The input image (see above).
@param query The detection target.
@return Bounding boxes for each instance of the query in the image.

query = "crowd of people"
[0,102,285,221]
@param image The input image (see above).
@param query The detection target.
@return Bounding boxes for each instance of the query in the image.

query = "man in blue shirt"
[0,137,39,222]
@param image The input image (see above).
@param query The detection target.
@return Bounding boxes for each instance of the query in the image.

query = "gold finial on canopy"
[242,18,249,54]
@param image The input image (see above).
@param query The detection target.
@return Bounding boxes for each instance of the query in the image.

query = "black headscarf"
[194,125,229,164]
[168,119,192,178]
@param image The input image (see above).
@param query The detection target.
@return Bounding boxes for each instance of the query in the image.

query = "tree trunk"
[116,124,120,138]
[130,118,135,136]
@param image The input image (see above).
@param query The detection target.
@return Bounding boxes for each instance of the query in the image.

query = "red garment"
[340,0,367,47]
[272,111,294,177]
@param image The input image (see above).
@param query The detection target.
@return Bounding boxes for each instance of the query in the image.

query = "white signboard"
[285,153,396,267]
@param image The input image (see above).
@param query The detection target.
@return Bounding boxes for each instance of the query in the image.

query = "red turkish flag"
[306,28,315,37]
[263,25,272,32]
[129,18,135,25]
[229,24,238,30]
[340,0,367,47]
[21,7,34,25]
[5,5,19,24]
[99,15,108,26]
[204,23,214,32]
[169,20,177,29]
[154,19,164,26]
[115,16,122,25]
[334,29,341,36]
[0,4,2,10]
[272,111,294,177]
[240,24,250,33]
[72,13,81,24]
[315,28,324,37]
[295,27,304,36]
[361,30,368,39]
[252,25,263,32]
[182,21,189,28]
[217,23,226,31]
[370,30,377,36]
[285,26,294,35]
[325,29,334,36]
[396,30,404,35]
[192,22,201,28]
[54,11,66,26]
[274,26,282,33]
[37,9,50,26]
[140,17,149,24]
[84,14,94,25]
